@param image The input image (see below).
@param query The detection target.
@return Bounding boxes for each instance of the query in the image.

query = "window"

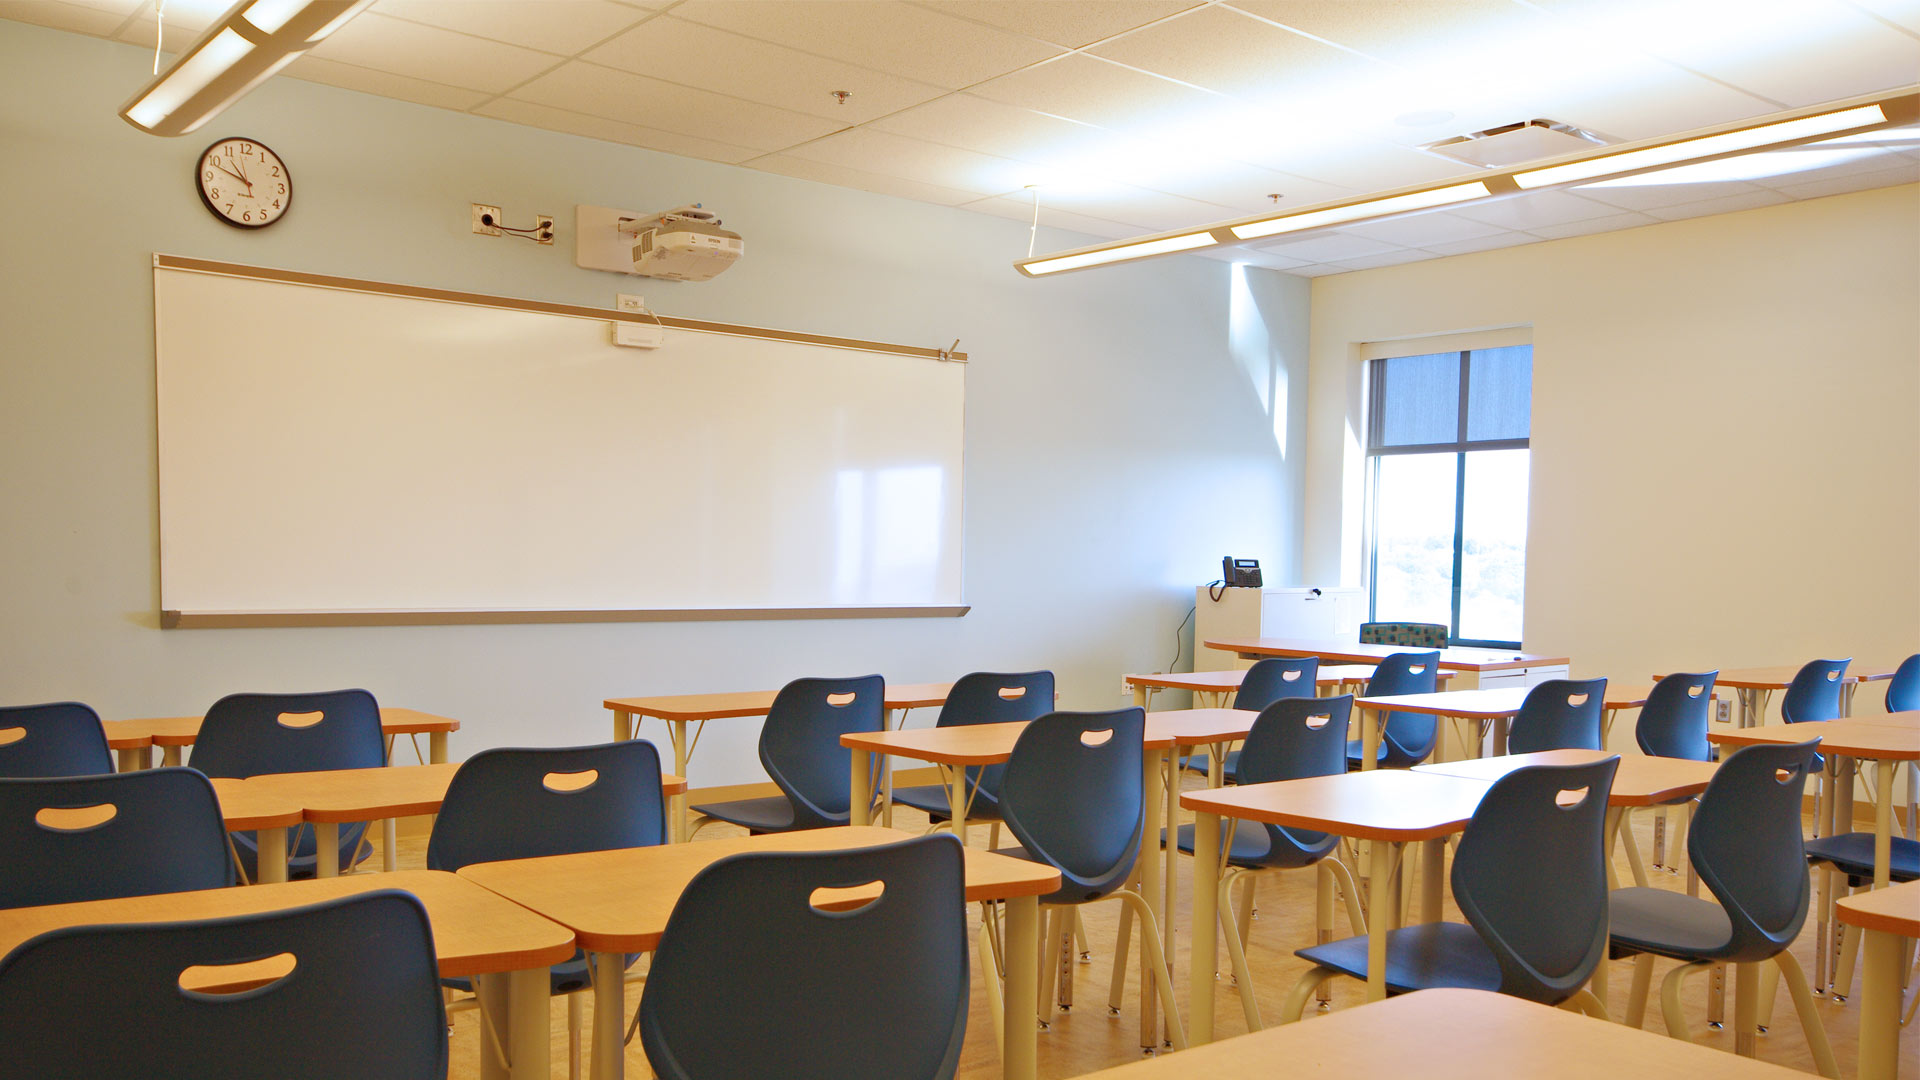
[1366,344,1532,648]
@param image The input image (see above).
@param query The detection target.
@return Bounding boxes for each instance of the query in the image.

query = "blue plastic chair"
[690,675,884,834]
[993,707,1187,1046]
[188,689,386,880]
[1886,654,1920,713]
[0,701,114,778]
[890,671,1053,831]
[1345,650,1441,768]
[0,890,447,1079]
[638,834,968,1080]
[1606,740,1837,1072]
[0,768,235,908]
[1186,657,1319,775]
[1280,757,1620,1018]
[1506,677,1607,754]
[1780,659,1850,725]
[1636,673,1717,762]
[1166,695,1367,1028]
[428,740,666,1079]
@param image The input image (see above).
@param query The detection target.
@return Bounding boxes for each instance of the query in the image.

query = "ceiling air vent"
[1421,119,1610,169]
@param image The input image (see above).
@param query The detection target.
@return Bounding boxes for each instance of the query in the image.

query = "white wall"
[1302,184,1920,727]
[0,22,1310,783]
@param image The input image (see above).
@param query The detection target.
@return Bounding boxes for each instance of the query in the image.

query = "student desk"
[842,708,1262,1048]
[604,683,951,841]
[1837,879,1920,1080]
[1350,685,1656,768]
[1652,666,1899,728]
[1067,987,1807,1079]
[101,707,462,772]
[230,764,688,878]
[458,825,1058,1080]
[206,777,304,884]
[1182,769,1492,1038]
[1203,637,1568,682]
[0,870,574,1080]
[1124,667,1451,709]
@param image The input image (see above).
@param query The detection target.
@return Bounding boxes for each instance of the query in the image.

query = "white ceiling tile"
[1342,210,1509,247]
[283,55,489,111]
[1246,139,1482,191]
[750,154,985,205]
[869,93,1114,162]
[1540,0,1920,108]
[509,61,845,151]
[1090,5,1370,105]
[113,0,227,45]
[1847,0,1920,34]
[1746,145,1920,189]
[306,12,562,93]
[473,97,764,162]
[1200,246,1314,270]
[371,0,651,55]
[1334,248,1444,270]
[1289,262,1354,276]
[57,0,144,13]
[1255,231,1404,262]
[915,1,1197,48]
[586,16,946,124]
[1030,183,1240,231]
[1574,177,1771,212]
[669,0,1063,89]
[1228,0,1537,68]
[1526,208,1662,239]
[776,127,1035,195]
[1511,58,1778,143]
[1134,161,1355,214]
[1643,188,1793,221]
[1770,162,1920,201]
[961,194,1142,241]
[1451,189,1622,229]
[0,2,127,36]
[967,52,1227,130]
[1420,231,1543,256]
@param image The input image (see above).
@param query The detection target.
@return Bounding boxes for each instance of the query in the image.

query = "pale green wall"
[0,21,1309,782]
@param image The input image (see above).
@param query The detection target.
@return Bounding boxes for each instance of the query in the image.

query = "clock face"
[196,138,291,229]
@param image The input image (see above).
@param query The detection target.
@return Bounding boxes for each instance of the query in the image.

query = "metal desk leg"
[1873,758,1894,888]
[114,748,143,772]
[945,763,969,847]
[256,826,288,884]
[383,818,398,872]
[1419,838,1445,921]
[1004,895,1039,1080]
[590,951,625,1080]
[478,973,511,1080]
[1857,927,1903,1080]
[162,746,183,767]
[315,822,340,877]
[430,731,448,764]
[880,708,900,827]
[1734,962,1759,1057]
[1360,708,1380,771]
[668,719,688,843]
[1140,747,1166,1048]
[1190,808,1220,1044]
[1365,840,1394,1002]
[612,709,631,742]
[849,746,873,828]
[507,966,551,1080]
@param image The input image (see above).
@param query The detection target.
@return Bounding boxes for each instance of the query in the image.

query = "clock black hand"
[211,161,246,183]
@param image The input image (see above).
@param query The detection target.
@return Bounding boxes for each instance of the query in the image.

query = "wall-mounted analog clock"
[196,137,291,229]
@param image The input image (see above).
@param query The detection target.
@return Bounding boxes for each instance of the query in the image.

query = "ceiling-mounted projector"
[574,203,742,282]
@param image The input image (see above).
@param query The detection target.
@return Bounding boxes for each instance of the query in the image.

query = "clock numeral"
[223,145,234,158]
[225,204,234,214]
[272,200,281,209]
[209,187,219,199]
[204,170,213,182]
[277,183,286,194]
[271,166,280,177]
[242,211,252,222]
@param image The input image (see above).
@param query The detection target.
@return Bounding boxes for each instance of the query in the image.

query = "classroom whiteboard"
[154,257,966,626]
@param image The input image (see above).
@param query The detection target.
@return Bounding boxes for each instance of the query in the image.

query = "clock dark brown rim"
[194,136,290,230]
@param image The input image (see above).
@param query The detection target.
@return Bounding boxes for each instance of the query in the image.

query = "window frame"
[1364,347,1531,649]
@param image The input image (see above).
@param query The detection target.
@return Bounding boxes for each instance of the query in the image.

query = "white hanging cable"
[153,0,165,73]
[1026,186,1040,259]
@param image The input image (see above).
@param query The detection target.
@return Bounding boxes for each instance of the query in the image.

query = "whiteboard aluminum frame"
[152,254,969,628]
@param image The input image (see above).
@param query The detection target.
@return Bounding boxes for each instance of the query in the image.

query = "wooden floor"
[368,773,1917,1079]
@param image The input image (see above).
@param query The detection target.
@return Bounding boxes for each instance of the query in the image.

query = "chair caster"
[1831,994,1847,1005]
[1317,1001,1332,1013]
[1079,952,1092,964]
[1755,1026,1768,1035]
[1108,1007,1121,1017]
[1707,1021,1724,1030]
[1058,1005,1071,1013]
[1038,1020,1051,1032]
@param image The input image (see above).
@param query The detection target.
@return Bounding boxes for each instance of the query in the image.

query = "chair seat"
[1804,832,1920,884]
[1294,921,1501,995]
[890,784,1001,822]
[1164,822,1332,871]
[1344,739,1390,767]
[690,795,803,834]
[1607,886,1734,961]
[1181,750,1240,775]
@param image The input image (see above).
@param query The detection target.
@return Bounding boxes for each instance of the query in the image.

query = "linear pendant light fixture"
[120,0,375,136]
[1014,89,1917,277]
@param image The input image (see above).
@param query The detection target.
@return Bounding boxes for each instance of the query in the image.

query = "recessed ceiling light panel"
[1422,119,1610,169]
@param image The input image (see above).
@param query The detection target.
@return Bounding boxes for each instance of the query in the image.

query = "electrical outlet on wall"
[471,203,501,236]
[616,293,646,313]
[1713,697,1733,724]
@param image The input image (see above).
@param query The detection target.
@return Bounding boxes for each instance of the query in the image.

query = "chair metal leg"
[1235,873,1256,957]
[1107,886,1135,1014]
[1113,889,1187,1049]
[1624,954,1654,1028]
[1755,957,1781,1033]
[1774,949,1840,1078]
[1314,863,1335,1007]
[978,915,1005,1059]
[1567,988,1610,1021]
[1652,807,1668,871]
[1707,963,1726,1028]
[1659,960,1715,1042]
[1216,869,1263,1031]
[1734,962,1760,1058]
[1075,909,1091,962]
[1038,906,1061,1026]
[1834,922,1864,1002]
[1279,965,1330,1024]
